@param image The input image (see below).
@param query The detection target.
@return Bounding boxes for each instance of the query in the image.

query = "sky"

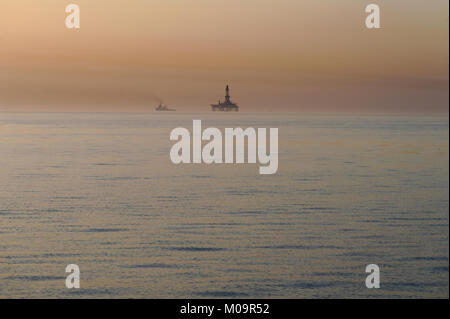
[0,0,448,112]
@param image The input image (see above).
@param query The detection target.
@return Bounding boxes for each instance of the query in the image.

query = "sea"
[0,112,448,298]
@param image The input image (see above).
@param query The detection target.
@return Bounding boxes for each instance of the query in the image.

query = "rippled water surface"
[0,112,448,298]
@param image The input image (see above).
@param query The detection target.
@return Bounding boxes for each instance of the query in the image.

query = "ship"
[211,85,239,111]
[155,103,175,111]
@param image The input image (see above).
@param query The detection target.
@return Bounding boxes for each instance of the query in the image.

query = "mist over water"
[0,112,448,298]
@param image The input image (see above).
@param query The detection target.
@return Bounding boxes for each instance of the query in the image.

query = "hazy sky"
[0,0,448,112]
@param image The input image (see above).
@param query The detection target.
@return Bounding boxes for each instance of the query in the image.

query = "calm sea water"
[0,112,448,298]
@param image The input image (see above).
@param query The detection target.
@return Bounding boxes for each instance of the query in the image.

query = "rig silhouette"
[211,85,239,111]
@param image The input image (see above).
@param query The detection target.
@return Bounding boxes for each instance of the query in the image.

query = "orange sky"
[0,0,448,112]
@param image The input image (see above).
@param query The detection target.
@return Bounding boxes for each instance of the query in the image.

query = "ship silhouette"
[211,85,239,111]
[155,103,175,111]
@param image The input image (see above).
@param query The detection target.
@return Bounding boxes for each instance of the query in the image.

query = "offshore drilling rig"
[211,85,239,111]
